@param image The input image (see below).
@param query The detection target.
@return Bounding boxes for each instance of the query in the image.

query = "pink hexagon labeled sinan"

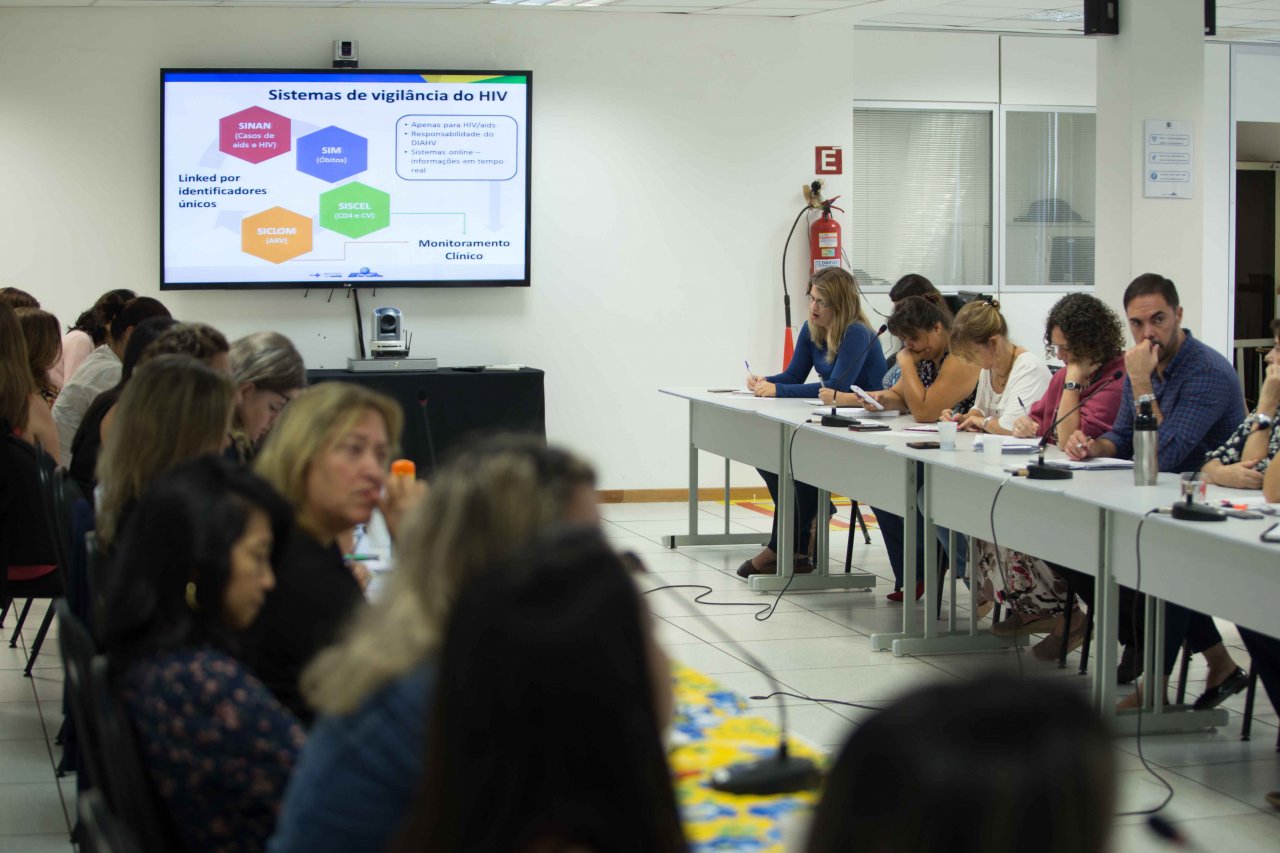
[219,106,292,164]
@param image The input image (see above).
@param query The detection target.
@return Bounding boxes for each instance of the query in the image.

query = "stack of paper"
[971,436,1042,453]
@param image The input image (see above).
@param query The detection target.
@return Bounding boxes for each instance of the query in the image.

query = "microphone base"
[1170,502,1227,522]
[821,414,859,428]
[1025,462,1073,480]
[709,754,821,796]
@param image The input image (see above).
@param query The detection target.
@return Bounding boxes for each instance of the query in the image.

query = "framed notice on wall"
[1143,119,1193,199]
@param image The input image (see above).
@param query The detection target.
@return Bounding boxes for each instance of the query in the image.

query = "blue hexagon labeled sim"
[297,126,368,183]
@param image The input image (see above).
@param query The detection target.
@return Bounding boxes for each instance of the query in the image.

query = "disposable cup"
[938,421,957,450]
[983,435,1003,465]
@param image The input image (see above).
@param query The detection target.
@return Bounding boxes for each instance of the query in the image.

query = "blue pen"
[744,360,752,375]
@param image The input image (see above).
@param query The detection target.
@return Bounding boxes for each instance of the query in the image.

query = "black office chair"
[77,790,143,853]
[90,657,184,853]
[58,602,110,796]
[842,500,873,573]
[0,434,64,674]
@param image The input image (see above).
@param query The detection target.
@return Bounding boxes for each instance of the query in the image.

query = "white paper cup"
[938,421,957,450]
[983,434,1003,465]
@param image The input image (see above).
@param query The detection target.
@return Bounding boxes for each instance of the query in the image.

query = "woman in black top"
[251,381,423,723]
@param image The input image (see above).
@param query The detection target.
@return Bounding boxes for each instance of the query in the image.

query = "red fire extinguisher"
[809,197,843,276]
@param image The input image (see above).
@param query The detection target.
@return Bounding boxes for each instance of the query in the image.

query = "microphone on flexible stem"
[1025,370,1124,480]
[821,324,888,428]
[705,637,821,795]
[416,390,438,476]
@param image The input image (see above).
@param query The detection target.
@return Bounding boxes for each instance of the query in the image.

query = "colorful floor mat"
[671,665,824,852]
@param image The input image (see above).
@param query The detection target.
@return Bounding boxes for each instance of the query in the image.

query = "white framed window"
[849,103,994,292]
[1001,107,1097,291]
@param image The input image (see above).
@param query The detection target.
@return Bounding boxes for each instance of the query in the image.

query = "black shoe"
[1193,667,1249,711]
[1117,644,1143,685]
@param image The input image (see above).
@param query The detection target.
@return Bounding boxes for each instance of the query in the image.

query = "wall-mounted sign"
[815,146,842,175]
[1144,119,1193,199]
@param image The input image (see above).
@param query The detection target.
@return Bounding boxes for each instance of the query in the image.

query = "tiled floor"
[616,500,1280,851]
[2,501,1278,850]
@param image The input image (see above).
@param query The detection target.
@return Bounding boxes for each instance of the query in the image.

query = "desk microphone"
[821,324,887,428]
[641,580,821,796]
[1025,370,1123,480]
[416,390,438,476]
[1147,815,1209,850]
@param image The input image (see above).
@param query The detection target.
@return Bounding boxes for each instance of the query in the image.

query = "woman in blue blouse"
[739,268,888,578]
[100,456,303,853]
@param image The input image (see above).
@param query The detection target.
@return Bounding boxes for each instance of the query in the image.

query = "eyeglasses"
[807,294,830,309]
[1046,344,1071,359]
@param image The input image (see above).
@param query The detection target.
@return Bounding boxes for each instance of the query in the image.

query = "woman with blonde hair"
[95,354,237,548]
[268,434,598,853]
[250,381,420,723]
[739,268,888,578]
[0,303,58,454]
[944,299,1050,436]
[228,332,307,463]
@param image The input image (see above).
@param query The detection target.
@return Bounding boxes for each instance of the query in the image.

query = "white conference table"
[658,388,878,592]
[660,387,1280,728]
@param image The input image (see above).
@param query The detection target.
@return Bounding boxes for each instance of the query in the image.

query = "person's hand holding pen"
[938,409,959,423]
[818,386,839,406]
[745,360,761,392]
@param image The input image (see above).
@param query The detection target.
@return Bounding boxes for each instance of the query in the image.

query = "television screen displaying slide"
[161,69,531,289]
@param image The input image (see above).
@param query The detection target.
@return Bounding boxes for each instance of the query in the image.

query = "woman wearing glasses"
[739,268,888,578]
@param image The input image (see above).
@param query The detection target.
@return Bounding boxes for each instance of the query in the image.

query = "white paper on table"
[971,435,1041,453]
[1041,457,1135,470]
[903,423,940,433]
[810,406,901,419]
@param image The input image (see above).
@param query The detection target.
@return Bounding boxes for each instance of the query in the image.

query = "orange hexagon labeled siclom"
[241,207,313,264]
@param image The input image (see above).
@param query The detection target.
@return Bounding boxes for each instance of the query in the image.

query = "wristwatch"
[1062,380,1086,392]
[1252,412,1274,431]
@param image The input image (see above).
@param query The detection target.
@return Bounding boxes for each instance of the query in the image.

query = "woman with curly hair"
[1011,293,1126,448]
[990,294,1126,658]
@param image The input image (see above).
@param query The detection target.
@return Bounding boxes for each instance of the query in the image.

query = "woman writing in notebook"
[738,268,887,579]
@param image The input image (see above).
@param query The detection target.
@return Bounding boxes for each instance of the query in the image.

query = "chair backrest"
[1,434,58,567]
[57,601,111,800]
[89,657,185,853]
[77,789,143,853]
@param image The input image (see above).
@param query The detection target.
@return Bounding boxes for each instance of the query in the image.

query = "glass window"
[1004,110,1096,288]
[849,108,992,290]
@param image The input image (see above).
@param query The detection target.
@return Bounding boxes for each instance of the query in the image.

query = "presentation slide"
[161,70,531,289]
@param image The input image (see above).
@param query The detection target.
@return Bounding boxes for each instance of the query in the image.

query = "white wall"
[0,6,852,490]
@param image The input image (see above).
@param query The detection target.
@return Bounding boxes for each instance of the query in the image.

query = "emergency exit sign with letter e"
[815,146,842,175]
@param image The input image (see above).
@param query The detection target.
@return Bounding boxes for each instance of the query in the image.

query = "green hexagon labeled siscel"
[319,182,390,239]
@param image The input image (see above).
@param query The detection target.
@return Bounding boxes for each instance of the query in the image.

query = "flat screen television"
[161,69,531,290]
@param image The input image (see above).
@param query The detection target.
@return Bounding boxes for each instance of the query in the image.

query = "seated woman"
[16,308,62,409]
[804,675,1114,853]
[864,296,980,601]
[251,382,424,723]
[67,316,178,496]
[879,274,952,390]
[95,354,236,550]
[269,436,598,853]
[943,299,1054,636]
[992,295,1128,656]
[99,456,303,853]
[1203,318,1280,490]
[50,288,134,389]
[740,268,887,578]
[53,295,170,467]
[944,299,1051,436]
[389,526,687,853]
[227,332,307,464]
[0,303,59,456]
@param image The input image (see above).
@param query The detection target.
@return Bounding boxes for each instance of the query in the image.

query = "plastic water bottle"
[1133,397,1158,485]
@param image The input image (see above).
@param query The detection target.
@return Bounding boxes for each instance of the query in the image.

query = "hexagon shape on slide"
[297,126,368,182]
[220,106,291,164]
[319,182,390,239]
[241,207,312,264]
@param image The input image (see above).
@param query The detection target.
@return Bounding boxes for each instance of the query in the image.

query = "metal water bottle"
[1133,396,1158,485]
